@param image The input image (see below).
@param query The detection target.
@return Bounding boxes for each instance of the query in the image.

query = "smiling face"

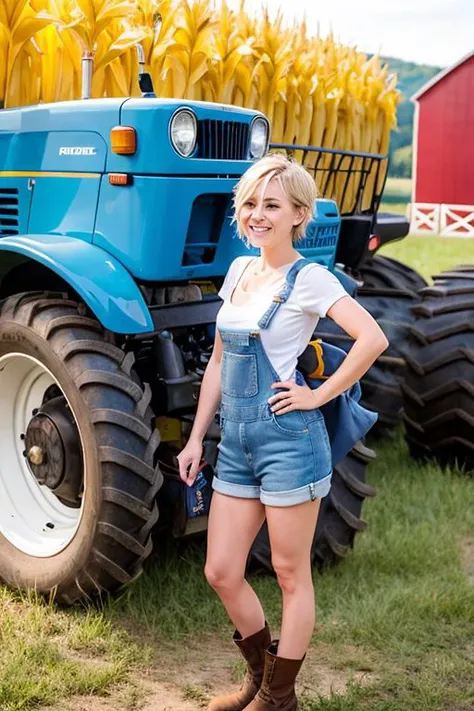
[238,176,306,249]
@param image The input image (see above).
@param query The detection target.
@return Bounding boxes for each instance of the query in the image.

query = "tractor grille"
[197,120,249,160]
[0,188,19,236]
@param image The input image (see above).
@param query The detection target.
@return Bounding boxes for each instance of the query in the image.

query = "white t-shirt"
[216,256,348,382]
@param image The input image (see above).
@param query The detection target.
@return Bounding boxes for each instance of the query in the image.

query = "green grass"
[0,590,144,710]
[379,234,474,282]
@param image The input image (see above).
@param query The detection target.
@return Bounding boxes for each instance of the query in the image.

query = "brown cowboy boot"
[207,623,271,711]
[242,641,305,711]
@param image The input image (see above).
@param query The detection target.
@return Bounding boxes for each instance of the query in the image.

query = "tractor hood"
[0,98,266,177]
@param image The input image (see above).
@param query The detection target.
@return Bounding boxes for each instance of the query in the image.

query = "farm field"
[1,237,474,711]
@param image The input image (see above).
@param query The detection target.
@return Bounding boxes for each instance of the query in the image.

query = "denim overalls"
[213,259,333,507]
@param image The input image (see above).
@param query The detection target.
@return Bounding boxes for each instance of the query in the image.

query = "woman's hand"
[268,381,321,414]
[177,438,203,487]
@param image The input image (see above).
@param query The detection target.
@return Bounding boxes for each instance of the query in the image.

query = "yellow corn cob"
[0,0,56,107]
[205,1,253,105]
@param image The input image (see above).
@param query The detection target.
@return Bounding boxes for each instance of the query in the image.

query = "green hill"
[381,56,443,177]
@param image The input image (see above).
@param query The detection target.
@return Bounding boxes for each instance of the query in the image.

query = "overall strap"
[258,258,313,330]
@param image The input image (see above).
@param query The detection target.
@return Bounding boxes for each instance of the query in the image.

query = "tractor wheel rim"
[0,353,85,557]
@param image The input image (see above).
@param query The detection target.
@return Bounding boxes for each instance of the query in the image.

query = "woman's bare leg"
[266,499,321,658]
[205,492,266,637]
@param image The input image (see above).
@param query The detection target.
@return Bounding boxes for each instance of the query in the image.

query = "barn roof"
[411,49,474,101]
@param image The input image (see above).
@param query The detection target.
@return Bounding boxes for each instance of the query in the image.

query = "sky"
[228,0,474,68]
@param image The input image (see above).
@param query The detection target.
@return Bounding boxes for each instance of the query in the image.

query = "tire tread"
[402,272,474,471]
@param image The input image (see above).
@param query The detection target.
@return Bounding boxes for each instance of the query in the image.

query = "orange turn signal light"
[110,126,136,154]
[109,173,132,186]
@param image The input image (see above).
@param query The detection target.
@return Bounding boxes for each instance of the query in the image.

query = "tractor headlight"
[170,109,197,157]
[248,117,270,160]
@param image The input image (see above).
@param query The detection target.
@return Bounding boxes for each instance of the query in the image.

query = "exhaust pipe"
[136,42,156,97]
[136,43,145,75]
[81,51,93,100]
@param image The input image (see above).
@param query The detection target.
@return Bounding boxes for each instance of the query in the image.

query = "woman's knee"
[272,558,312,596]
[204,560,244,591]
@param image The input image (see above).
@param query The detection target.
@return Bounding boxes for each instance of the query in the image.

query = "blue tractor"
[0,79,404,602]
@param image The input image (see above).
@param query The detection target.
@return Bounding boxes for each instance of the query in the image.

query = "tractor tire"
[316,286,420,431]
[402,266,474,472]
[359,255,428,292]
[0,292,163,604]
[248,442,376,572]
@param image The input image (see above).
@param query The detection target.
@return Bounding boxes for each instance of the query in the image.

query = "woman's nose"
[252,203,265,220]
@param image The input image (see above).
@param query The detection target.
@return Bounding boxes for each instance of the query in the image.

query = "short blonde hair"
[233,153,317,242]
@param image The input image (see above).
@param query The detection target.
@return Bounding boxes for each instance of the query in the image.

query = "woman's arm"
[269,295,388,414]
[309,296,388,408]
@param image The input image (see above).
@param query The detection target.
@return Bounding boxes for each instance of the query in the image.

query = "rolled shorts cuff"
[260,472,332,507]
[212,475,260,499]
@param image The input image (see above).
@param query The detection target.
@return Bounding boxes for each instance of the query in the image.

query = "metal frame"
[269,143,389,217]
[128,298,222,339]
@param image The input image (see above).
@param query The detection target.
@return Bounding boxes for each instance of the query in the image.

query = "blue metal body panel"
[94,175,242,280]
[0,131,107,173]
[0,100,118,172]
[28,176,101,241]
[0,234,153,333]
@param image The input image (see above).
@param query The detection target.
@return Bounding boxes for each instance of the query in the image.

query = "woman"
[177,154,388,711]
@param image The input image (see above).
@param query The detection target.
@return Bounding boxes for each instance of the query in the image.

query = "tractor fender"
[0,234,154,334]
[333,267,358,297]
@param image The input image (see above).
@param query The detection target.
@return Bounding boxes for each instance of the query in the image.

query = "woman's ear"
[293,205,307,227]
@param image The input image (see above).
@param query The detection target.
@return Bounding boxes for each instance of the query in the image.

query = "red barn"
[411,50,474,236]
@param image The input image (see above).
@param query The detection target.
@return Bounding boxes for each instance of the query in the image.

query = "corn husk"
[0,0,400,208]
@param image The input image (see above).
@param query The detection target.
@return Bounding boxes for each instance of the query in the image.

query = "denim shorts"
[212,405,332,507]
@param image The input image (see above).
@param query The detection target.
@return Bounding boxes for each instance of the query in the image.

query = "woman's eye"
[267,204,278,209]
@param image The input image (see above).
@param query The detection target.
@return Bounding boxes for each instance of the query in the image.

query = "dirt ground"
[40,633,378,711]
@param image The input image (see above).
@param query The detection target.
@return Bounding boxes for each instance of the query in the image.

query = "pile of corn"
[0,0,400,208]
